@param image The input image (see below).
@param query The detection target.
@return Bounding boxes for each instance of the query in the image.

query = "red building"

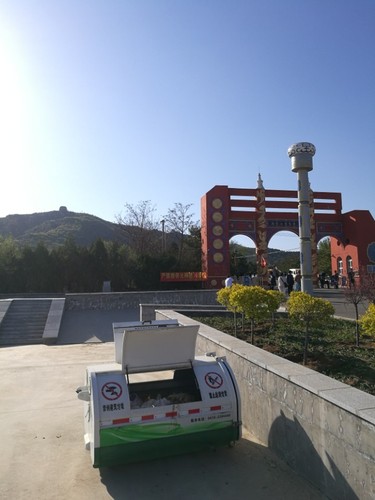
[330,210,375,284]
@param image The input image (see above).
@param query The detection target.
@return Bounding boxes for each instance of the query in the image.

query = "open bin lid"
[113,320,179,364]
[120,324,200,373]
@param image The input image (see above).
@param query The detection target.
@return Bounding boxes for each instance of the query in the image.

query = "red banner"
[160,272,208,282]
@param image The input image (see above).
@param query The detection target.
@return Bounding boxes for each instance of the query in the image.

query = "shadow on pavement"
[99,433,325,500]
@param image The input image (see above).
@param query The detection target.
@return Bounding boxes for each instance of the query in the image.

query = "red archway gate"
[201,179,375,289]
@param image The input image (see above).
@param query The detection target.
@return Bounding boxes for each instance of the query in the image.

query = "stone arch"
[268,230,300,253]
[229,233,257,278]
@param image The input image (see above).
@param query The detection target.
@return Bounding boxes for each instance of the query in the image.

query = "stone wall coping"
[42,299,65,342]
[156,309,375,426]
[0,299,12,324]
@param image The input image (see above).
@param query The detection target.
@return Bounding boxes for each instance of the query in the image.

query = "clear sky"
[1,0,374,250]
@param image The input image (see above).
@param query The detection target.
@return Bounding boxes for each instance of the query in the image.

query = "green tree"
[131,254,166,290]
[287,292,334,365]
[19,243,55,292]
[179,224,202,272]
[89,239,109,291]
[0,236,21,292]
[54,238,87,292]
[32,242,55,292]
[317,237,331,275]
[105,241,128,291]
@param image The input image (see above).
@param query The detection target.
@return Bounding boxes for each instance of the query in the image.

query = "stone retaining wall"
[65,290,218,310]
[155,310,375,500]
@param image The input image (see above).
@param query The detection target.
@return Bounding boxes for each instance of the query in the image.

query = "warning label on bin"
[205,372,223,389]
[101,382,123,401]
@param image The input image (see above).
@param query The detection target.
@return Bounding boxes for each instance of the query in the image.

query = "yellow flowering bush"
[359,303,375,338]
[287,292,334,324]
[287,291,334,364]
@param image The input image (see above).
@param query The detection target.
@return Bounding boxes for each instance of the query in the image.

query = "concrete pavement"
[313,287,369,320]
[0,342,326,500]
[0,289,362,499]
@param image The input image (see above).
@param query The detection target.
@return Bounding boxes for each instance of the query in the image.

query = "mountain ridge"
[0,206,128,248]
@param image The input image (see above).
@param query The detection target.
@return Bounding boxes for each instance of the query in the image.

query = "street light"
[288,142,316,295]
[160,219,166,252]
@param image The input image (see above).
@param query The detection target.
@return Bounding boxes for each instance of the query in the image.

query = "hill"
[0,207,300,270]
[0,206,128,248]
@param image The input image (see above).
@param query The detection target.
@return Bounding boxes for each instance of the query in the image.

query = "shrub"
[287,292,335,364]
[359,303,375,338]
[229,285,273,344]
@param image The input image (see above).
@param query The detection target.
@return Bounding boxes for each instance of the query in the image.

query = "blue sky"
[1,0,374,250]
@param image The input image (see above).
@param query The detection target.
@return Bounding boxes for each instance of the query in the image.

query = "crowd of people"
[271,269,300,296]
[318,270,356,289]
[225,267,357,294]
[225,267,301,297]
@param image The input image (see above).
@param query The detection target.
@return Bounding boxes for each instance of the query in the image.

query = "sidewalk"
[0,342,326,500]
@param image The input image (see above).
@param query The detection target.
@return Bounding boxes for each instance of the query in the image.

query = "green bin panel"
[95,421,239,467]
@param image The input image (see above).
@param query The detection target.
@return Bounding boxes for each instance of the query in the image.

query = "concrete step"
[0,300,52,346]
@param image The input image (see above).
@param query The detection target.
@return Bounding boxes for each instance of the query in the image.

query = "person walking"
[277,273,288,297]
[348,270,355,288]
[269,272,276,290]
[332,271,339,289]
[225,276,233,287]
[286,270,294,295]
[294,270,301,291]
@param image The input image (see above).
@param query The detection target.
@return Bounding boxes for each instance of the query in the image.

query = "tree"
[343,285,367,346]
[116,200,160,256]
[131,254,166,290]
[361,271,375,304]
[181,224,202,271]
[317,237,332,275]
[89,239,109,291]
[19,243,55,292]
[0,236,21,292]
[229,285,271,344]
[105,241,129,291]
[217,285,240,337]
[55,237,87,292]
[164,203,196,265]
[287,292,334,365]
[230,243,255,276]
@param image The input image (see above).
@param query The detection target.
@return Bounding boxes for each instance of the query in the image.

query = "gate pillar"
[256,174,268,283]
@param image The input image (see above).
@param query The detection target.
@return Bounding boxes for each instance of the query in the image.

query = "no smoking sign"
[101,382,123,401]
[205,372,223,389]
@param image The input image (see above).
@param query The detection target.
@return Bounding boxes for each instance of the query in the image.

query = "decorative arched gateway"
[200,176,375,288]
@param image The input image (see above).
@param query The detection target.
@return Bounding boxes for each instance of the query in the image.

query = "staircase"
[0,299,52,346]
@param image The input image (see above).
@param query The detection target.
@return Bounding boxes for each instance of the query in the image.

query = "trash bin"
[77,320,241,467]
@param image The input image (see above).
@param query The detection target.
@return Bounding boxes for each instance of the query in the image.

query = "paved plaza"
[1,288,362,499]
[0,334,326,500]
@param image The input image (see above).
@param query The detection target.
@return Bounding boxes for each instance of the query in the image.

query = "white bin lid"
[113,320,179,364]
[120,324,199,373]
